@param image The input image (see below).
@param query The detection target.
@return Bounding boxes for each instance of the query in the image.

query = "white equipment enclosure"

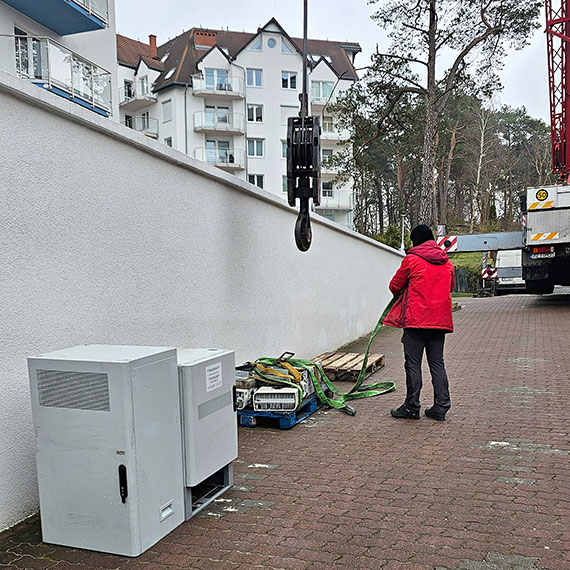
[177,348,237,519]
[28,344,238,556]
[28,345,185,557]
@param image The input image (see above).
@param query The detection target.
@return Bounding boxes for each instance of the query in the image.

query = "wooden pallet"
[237,394,322,429]
[312,351,385,381]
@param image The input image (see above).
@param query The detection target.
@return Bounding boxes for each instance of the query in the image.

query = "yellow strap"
[255,362,302,384]
[277,361,303,383]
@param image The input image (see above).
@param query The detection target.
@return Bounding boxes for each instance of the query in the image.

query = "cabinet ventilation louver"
[37,369,110,411]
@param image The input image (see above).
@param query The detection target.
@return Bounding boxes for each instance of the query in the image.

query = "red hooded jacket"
[383,240,455,332]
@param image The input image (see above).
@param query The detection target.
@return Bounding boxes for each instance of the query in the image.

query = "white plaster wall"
[0,70,404,531]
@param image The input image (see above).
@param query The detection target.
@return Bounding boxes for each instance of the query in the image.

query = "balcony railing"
[321,121,341,140]
[191,74,245,98]
[2,0,107,35]
[311,96,330,107]
[119,79,157,108]
[1,34,112,116]
[194,148,246,170]
[193,111,246,133]
[124,116,159,138]
[317,187,353,210]
[70,0,108,22]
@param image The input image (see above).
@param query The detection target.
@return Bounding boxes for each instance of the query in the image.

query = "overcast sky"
[115,0,550,122]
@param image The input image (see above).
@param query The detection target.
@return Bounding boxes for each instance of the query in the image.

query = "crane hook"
[294,197,312,252]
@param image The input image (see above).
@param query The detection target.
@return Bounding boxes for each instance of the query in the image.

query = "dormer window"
[282,39,294,54]
[248,37,262,51]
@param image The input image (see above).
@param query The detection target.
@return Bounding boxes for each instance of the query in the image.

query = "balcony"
[194,148,246,170]
[1,34,112,116]
[119,79,157,111]
[191,74,244,99]
[311,96,330,109]
[3,0,107,35]
[321,121,341,140]
[193,111,245,134]
[124,116,158,139]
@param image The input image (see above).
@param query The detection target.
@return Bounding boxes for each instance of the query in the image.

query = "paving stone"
[3,293,570,569]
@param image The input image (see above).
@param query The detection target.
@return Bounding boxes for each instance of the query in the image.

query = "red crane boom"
[545,0,570,180]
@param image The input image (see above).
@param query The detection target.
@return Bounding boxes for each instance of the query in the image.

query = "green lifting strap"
[256,296,398,416]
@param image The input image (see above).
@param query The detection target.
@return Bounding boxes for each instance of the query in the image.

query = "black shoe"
[390,405,420,420]
[425,407,446,421]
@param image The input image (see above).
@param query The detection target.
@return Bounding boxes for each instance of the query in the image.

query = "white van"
[496,250,526,295]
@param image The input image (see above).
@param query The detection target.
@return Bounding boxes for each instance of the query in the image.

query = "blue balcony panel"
[3,0,106,35]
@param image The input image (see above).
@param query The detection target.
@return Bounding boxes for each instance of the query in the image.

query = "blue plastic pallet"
[237,394,323,429]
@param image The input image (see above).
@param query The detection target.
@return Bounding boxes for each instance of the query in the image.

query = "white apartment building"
[117,19,360,229]
[0,0,118,118]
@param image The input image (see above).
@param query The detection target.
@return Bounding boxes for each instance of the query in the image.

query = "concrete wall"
[0,70,404,531]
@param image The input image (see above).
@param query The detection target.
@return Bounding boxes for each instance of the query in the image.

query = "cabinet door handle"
[118,465,128,503]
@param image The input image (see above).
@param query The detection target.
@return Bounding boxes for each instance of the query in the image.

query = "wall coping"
[0,69,404,258]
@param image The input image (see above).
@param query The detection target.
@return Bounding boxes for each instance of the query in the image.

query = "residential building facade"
[0,0,118,117]
[117,19,360,229]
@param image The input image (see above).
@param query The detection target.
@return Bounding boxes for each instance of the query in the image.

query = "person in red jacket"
[384,225,455,421]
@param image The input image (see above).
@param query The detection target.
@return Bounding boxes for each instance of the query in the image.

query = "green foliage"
[373,225,411,250]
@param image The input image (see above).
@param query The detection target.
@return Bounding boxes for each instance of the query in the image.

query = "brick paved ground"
[2,290,570,569]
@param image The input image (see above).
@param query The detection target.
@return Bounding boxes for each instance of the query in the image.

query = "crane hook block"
[286,116,321,208]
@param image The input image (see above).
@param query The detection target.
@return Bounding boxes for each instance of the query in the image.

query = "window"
[267,38,277,49]
[14,27,43,80]
[205,68,228,90]
[206,140,231,163]
[162,99,172,122]
[282,140,287,158]
[322,117,336,133]
[322,181,334,198]
[311,81,334,102]
[164,68,176,80]
[282,71,297,89]
[280,105,297,125]
[248,174,264,189]
[123,79,134,99]
[247,104,263,122]
[125,114,133,129]
[248,37,262,51]
[164,137,172,147]
[282,40,294,54]
[247,138,264,157]
[282,175,288,193]
[246,68,262,87]
[140,111,150,130]
[139,75,149,96]
[205,105,229,126]
[160,52,169,62]
[322,149,333,161]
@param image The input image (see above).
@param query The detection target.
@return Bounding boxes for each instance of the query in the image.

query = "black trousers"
[402,328,451,414]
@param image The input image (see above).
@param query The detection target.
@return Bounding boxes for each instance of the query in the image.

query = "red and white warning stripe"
[436,236,458,253]
[482,267,498,279]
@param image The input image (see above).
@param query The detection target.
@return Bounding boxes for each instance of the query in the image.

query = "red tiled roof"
[116,34,165,72]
